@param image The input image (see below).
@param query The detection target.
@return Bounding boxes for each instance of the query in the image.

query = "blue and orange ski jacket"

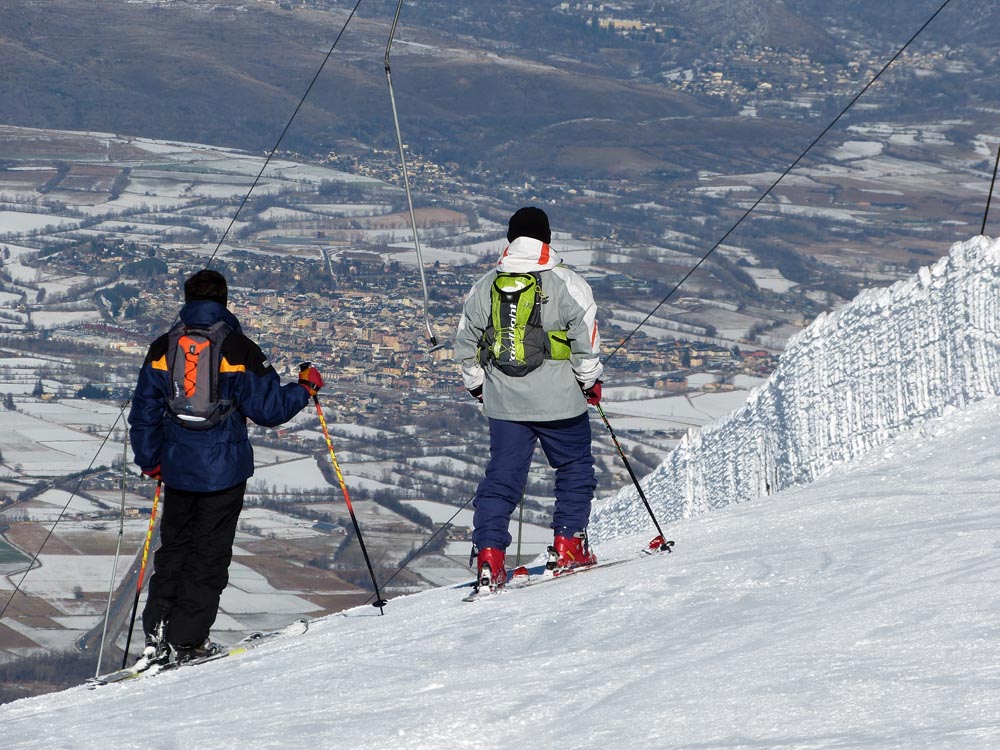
[128,300,309,492]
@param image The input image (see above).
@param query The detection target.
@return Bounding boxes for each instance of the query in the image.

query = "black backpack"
[165,320,236,430]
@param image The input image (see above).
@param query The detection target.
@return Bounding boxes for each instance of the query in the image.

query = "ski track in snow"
[2,398,999,749]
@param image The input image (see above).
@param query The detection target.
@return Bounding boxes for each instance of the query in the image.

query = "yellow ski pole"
[303,363,388,613]
[122,479,161,668]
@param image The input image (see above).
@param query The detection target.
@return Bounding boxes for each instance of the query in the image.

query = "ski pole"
[122,479,161,668]
[515,493,524,567]
[594,403,672,552]
[305,371,388,613]
[982,142,1000,235]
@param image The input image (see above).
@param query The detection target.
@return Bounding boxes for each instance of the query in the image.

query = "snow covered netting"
[592,234,1000,540]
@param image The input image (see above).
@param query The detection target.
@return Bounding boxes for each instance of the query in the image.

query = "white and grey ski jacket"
[455,236,604,422]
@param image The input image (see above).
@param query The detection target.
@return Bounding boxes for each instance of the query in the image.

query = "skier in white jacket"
[455,207,604,592]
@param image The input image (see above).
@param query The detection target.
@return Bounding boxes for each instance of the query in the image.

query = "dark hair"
[184,269,228,305]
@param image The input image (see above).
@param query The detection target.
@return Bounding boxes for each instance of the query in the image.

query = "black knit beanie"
[184,269,228,305]
[506,207,551,244]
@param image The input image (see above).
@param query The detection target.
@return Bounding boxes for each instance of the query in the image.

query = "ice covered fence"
[592,234,1000,539]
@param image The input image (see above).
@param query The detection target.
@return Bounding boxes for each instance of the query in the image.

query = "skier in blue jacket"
[128,269,323,664]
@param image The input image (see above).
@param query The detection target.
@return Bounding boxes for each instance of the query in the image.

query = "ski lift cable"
[361,493,475,604]
[602,0,956,366]
[0,3,368,624]
[203,0,367,272]
[385,0,441,350]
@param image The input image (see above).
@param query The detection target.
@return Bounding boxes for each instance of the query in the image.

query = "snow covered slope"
[593,235,1000,540]
[1,396,999,749]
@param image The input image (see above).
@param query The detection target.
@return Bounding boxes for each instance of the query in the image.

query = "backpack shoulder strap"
[205,320,233,401]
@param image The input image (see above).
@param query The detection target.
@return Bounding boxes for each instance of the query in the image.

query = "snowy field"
[8,555,131,601]
[3,396,998,748]
[0,211,79,234]
[249,457,331,493]
[408,455,478,475]
[29,310,103,328]
[0,409,123,475]
[401,499,551,560]
[15,399,127,430]
[251,446,312,466]
[23,489,108,521]
[745,266,798,292]
[388,244,474,266]
[602,389,757,431]
[0,128,391,267]
[238,508,320,540]
[219,563,321,618]
[301,203,390,216]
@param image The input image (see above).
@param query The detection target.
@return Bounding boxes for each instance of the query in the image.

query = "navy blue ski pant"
[472,412,596,551]
[142,481,245,648]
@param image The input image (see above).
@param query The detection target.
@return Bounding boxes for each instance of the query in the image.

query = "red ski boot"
[548,531,598,572]
[476,547,507,592]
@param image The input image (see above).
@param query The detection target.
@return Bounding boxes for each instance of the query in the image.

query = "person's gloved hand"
[468,385,483,403]
[582,379,602,406]
[298,363,324,397]
[142,465,162,481]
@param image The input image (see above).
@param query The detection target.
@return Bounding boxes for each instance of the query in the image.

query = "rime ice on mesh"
[592,235,1000,541]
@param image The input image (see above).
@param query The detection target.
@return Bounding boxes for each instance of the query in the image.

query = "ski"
[87,618,309,688]
[462,536,673,602]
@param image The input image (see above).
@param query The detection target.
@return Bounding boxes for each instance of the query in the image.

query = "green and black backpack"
[478,272,571,377]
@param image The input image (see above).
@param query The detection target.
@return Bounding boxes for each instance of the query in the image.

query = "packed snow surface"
[2,396,999,749]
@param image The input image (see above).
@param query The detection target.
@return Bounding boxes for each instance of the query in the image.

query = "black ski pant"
[142,481,246,648]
